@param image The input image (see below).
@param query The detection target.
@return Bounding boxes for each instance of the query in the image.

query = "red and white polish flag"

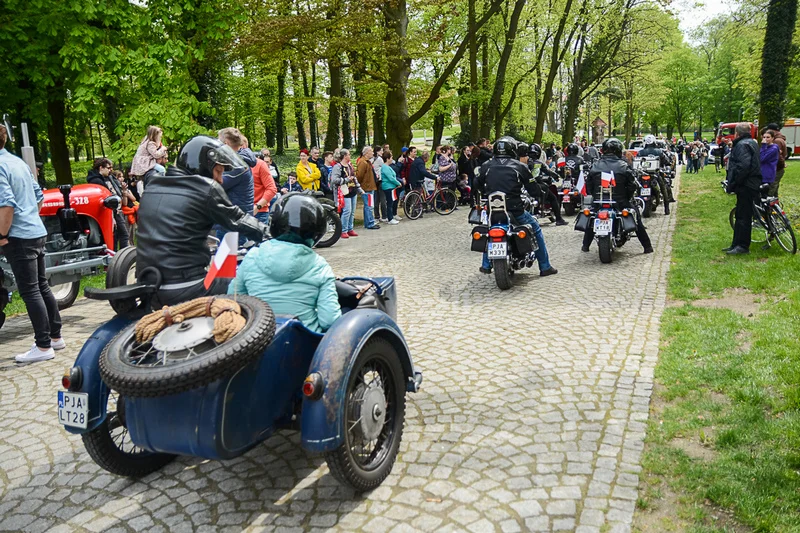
[575,170,587,196]
[556,157,566,168]
[204,232,238,289]
[391,189,398,201]
[366,193,374,207]
[600,171,616,188]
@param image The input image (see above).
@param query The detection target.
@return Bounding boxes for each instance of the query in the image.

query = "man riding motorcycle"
[136,135,270,305]
[582,138,653,254]
[475,137,558,277]
[637,134,674,214]
[524,143,568,226]
[563,143,585,175]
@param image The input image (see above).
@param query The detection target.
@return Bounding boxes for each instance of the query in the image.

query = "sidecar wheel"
[325,337,405,492]
[82,390,175,477]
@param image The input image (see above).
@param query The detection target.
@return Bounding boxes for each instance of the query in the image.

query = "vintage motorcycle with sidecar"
[57,258,422,491]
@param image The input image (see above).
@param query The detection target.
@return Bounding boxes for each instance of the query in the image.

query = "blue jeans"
[481,211,551,272]
[384,194,396,221]
[362,192,376,228]
[341,196,357,233]
[255,211,270,226]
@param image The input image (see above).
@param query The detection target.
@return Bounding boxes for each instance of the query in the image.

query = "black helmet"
[269,193,327,245]
[567,143,580,156]
[517,142,530,158]
[176,135,246,179]
[528,143,543,161]
[601,138,623,157]
[493,136,518,158]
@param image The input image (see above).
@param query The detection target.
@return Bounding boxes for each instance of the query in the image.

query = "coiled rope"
[135,297,246,344]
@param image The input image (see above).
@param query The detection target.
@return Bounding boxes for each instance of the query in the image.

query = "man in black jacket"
[477,139,493,165]
[724,123,762,255]
[636,134,673,214]
[136,136,269,305]
[583,138,653,254]
[408,150,438,190]
[475,137,557,276]
[87,158,130,249]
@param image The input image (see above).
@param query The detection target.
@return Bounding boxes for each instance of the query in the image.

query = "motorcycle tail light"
[62,367,82,391]
[642,175,650,181]
[488,228,506,238]
[517,230,527,239]
[598,211,609,220]
[602,203,611,208]
[61,373,70,390]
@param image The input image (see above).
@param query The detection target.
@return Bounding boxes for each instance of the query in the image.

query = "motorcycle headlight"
[103,195,120,210]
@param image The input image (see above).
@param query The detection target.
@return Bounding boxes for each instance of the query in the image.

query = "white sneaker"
[388,219,399,225]
[394,216,403,220]
[16,346,55,363]
[32,338,66,351]
[379,218,388,223]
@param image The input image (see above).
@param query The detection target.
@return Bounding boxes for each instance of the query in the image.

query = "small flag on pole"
[556,157,566,168]
[391,188,398,201]
[204,232,238,289]
[366,193,375,207]
[576,170,586,196]
[600,171,616,188]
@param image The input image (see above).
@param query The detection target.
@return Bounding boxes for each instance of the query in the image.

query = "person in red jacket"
[248,138,277,224]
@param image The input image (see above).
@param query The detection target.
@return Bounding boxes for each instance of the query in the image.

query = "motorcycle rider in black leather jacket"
[475,137,558,277]
[136,135,270,306]
[563,143,585,176]
[636,135,674,214]
[582,138,653,254]
[524,143,568,226]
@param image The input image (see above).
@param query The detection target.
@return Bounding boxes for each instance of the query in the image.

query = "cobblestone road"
[0,183,677,532]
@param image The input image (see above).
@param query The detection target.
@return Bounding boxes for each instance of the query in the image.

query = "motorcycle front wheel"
[598,236,613,264]
[492,259,514,290]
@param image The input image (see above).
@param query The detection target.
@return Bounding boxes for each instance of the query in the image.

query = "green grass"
[4,273,106,319]
[638,161,800,532]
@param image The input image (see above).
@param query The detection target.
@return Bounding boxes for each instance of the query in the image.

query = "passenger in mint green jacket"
[228,194,341,332]
[381,151,403,224]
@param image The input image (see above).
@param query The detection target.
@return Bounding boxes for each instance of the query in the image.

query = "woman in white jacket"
[130,126,167,187]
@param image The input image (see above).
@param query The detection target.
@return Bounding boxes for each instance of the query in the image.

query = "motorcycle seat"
[85,283,158,302]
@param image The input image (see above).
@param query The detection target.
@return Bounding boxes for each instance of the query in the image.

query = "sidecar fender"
[300,309,420,453]
[63,316,132,434]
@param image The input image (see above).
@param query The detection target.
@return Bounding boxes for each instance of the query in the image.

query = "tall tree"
[759,0,799,127]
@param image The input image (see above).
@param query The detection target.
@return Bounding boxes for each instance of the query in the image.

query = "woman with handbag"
[330,148,360,239]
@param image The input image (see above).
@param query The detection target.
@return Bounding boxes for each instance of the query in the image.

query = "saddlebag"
[511,224,534,255]
[621,211,637,233]
[470,225,489,252]
[575,211,591,232]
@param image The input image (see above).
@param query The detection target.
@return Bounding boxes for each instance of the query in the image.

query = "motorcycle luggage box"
[621,211,637,233]
[575,212,591,232]
[511,224,534,255]
[470,225,489,252]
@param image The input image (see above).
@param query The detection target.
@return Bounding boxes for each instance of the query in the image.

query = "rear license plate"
[594,219,612,235]
[640,188,651,197]
[487,242,507,258]
[58,391,88,429]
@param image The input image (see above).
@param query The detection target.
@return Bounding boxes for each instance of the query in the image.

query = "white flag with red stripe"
[391,188,398,201]
[366,192,374,207]
[576,170,586,196]
[204,232,238,289]
[556,157,566,168]
[600,171,616,188]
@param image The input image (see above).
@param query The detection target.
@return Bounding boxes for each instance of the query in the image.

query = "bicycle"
[722,181,797,254]
[403,179,458,220]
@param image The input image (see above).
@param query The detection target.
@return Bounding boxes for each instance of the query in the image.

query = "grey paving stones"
[0,173,678,531]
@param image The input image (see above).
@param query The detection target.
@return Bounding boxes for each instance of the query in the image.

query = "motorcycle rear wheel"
[642,199,652,218]
[563,202,576,217]
[492,259,513,290]
[315,210,342,248]
[598,237,613,264]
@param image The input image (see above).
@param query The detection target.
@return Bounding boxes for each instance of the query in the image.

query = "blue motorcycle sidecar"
[58,276,422,492]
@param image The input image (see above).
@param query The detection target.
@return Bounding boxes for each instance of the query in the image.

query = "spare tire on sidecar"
[99,295,276,398]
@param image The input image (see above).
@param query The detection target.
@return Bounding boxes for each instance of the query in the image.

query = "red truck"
[716,122,758,146]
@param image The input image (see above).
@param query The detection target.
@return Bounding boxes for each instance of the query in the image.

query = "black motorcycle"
[470,192,538,290]
[575,183,640,264]
[558,167,581,216]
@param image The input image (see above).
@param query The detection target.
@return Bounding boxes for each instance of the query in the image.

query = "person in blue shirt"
[0,125,64,363]
[217,128,256,245]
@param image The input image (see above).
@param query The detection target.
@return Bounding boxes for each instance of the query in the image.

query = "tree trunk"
[303,64,319,148]
[487,0,526,139]
[384,0,413,153]
[469,0,479,140]
[534,0,576,143]
[72,143,81,163]
[479,34,490,138]
[373,105,386,145]
[290,62,308,150]
[562,34,586,146]
[458,69,470,134]
[87,121,96,161]
[341,72,352,149]
[432,111,445,148]
[351,58,369,151]
[277,62,287,155]
[759,0,798,127]
[324,59,342,151]
[103,95,120,144]
[97,123,105,157]
[47,91,72,185]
